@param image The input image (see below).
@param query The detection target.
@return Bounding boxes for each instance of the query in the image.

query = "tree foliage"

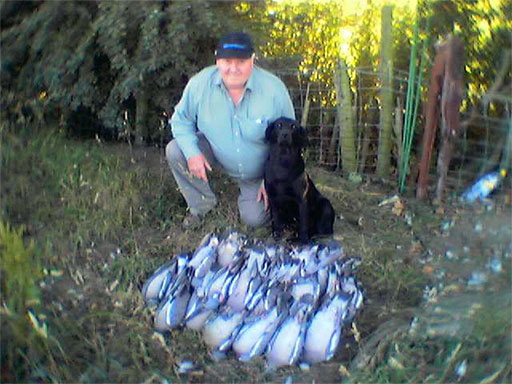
[1,0,509,143]
[423,0,511,106]
[240,0,509,106]
[1,0,241,141]
[237,0,509,176]
[238,0,415,97]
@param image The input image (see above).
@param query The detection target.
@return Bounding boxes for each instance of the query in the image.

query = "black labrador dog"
[264,117,335,242]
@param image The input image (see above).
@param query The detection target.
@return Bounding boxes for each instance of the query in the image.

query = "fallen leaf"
[479,364,508,384]
[379,194,399,206]
[351,322,361,343]
[443,284,462,294]
[435,206,445,215]
[109,279,120,293]
[44,268,64,277]
[388,356,404,370]
[447,343,462,364]
[339,364,350,377]
[392,199,405,216]
[152,332,167,348]
[27,310,48,339]
[409,242,423,255]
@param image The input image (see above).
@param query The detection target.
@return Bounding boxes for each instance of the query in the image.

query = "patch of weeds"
[1,127,175,268]
[1,127,184,381]
[359,246,427,308]
[473,293,511,341]
[109,237,153,289]
[0,221,66,382]
[349,294,512,383]
[464,294,512,380]
[0,222,42,313]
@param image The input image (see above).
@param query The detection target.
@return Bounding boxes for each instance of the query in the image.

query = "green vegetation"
[0,124,188,381]
[348,293,512,383]
[2,0,509,141]
[243,0,509,103]
[1,0,241,142]
[0,222,41,314]
[237,0,510,176]
[1,119,510,383]
[0,124,272,381]
[1,1,510,382]
[0,221,41,380]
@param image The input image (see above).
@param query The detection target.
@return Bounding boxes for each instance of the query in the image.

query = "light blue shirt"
[171,65,295,180]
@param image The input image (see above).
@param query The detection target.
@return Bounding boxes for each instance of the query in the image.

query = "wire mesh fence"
[269,63,512,197]
[54,59,510,199]
[451,101,511,191]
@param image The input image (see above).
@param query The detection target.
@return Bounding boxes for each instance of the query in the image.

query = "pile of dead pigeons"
[142,231,363,368]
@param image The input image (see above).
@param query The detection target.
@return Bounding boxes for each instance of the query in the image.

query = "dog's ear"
[265,121,278,143]
[292,123,308,148]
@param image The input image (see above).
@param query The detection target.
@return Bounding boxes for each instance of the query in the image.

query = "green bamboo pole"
[398,14,420,192]
[409,26,428,155]
[399,14,430,193]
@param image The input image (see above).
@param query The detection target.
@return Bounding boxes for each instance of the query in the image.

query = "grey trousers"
[165,135,269,227]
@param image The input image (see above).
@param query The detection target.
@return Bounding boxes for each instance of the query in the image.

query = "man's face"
[216,56,254,90]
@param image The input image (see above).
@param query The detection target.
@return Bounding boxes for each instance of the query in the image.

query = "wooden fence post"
[334,59,357,176]
[376,5,394,178]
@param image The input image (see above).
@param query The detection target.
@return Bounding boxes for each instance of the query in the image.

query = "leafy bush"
[0,221,44,381]
[0,221,41,314]
[1,1,241,141]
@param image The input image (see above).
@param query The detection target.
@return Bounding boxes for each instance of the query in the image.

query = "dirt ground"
[36,144,512,383]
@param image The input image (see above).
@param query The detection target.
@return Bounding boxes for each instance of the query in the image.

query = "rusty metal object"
[416,35,464,201]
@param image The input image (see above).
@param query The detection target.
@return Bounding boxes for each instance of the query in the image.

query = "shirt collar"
[245,70,255,91]
[214,70,223,87]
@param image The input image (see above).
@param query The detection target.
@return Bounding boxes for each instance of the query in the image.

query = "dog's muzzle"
[277,132,293,146]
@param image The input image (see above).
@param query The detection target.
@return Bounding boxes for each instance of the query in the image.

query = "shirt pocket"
[241,117,268,144]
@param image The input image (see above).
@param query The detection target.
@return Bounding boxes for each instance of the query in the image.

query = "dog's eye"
[277,123,282,128]
[291,124,296,130]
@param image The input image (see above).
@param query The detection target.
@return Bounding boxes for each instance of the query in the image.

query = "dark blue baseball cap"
[215,32,254,59]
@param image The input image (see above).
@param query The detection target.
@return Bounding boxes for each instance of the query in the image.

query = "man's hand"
[187,153,212,182]
[257,181,269,211]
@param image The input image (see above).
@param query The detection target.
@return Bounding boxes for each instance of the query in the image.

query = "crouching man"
[166,32,295,228]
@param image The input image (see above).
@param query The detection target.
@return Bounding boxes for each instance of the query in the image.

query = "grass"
[1,124,183,381]
[347,293,512,383]
[1,123,510,382]
[0,124,270,382]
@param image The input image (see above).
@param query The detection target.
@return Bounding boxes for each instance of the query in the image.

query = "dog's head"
[265,117,308,150]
